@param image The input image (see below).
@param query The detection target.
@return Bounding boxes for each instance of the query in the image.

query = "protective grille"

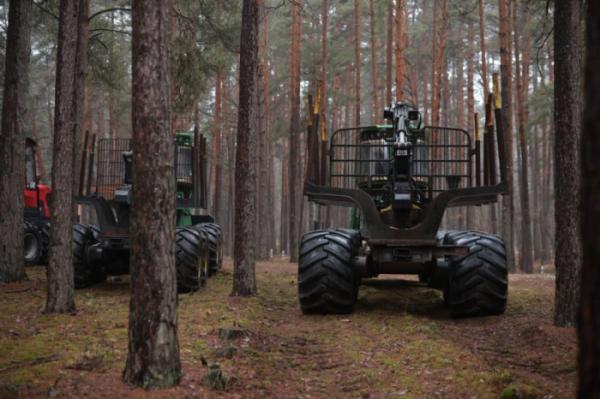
[176,146,194,206]
[329,127,472,201]
[96,138,132,200]
[176,146,193,183]
[95,138,198,203]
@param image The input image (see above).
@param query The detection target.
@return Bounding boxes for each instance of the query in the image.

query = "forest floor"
[0,259,576,399]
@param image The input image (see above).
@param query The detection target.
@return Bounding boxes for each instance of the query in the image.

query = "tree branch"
[90,28,132,36]
[33,0,59,21]
[88,7,131,22]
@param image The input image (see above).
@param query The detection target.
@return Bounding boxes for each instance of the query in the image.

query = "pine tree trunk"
[466,16,476,230]
[395,0,405,102]
[0,0,32,284]
[513,3,533,273]
[541,108,554,263]
[263,15,274,253]
[385,0,393,106]
[280,139,289,255]
[430,0,446,127]
[580,3,600,393]
[108,11,117,139]
[498,0,515,272]
[478,0,489,98]
[46,0,80,314]
[258,3,272,259]
[256,58,268,260]
[123,0,181,387]
[227,121,236,257]
[213,73,223,225]
[288,0,303,263]
[233,0,259,296]
[429,0,438,126]
[530,86,542,262]
[319,0,330,228]
[478,0,493,233]
[85,87,93,138]
[354,0,361,126]
[97,93,106,138]
[321,0,329,117]
[368,0,378,120]
[71,0,89,202]
[553,0,584,327]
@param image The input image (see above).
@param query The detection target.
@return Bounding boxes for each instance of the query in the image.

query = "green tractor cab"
[74,129,222,293]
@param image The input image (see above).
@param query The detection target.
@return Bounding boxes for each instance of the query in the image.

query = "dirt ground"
[0,259,576,399]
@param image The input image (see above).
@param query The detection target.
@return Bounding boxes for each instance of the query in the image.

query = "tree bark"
[108,11,117,139]
[395,0,405,102]
[0,0,32,284]
[46,0,80,314]
[318,0,330,227]
[385,0,393,107]
[280,138,289,255]
[321,0,329,118]
[227,104,236,257]
[97,92,106,138]
[554,0,584,327]
[478,0,489,98]
[513,2,533,273]
[71,0,89,202]
[256,50,267,259]
[233,0,259,296]
[466,15,475,229]
[288,0,303,263]
[498,0,515,272]
[430,0,446,127]
[368,0,378,120]
[580,2,600,394]
[213,73,223,225]
[257,2,272,259]
[531,75,542,262]
[123,0,181,387]
[354,0,361,126]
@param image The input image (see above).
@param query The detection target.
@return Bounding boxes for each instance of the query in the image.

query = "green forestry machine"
[74,129,223,293]
[301,80,508,317]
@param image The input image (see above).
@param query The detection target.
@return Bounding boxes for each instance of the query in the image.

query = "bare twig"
[0,355,60,373]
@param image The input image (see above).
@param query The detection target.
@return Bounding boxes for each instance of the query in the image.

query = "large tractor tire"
[201,222,222,236]
[88,224,101,241]
[298,229,361,314]
[194,228,209,286]
[193,223,222,275]
[24,221,42,266]
[73,223,106,289]
[176,227,205,293]
[443,231,508,318]
[37,221,50,266]
[203,222,223,271]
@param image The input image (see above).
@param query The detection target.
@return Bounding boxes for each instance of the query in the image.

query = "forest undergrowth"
[0,260,576,399]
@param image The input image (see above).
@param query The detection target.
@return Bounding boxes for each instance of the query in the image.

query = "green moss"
[192,338,207,352]
[7,367,35,385]
[500,383,539,399]
[0,336,54,369]
[491,369,514,385]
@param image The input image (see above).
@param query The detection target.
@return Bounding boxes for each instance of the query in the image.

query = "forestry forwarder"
[73,129,223,293]
[301,80,509,317]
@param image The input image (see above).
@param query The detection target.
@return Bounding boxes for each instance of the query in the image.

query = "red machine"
[24,184,51,219]
[23,138,51,265]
